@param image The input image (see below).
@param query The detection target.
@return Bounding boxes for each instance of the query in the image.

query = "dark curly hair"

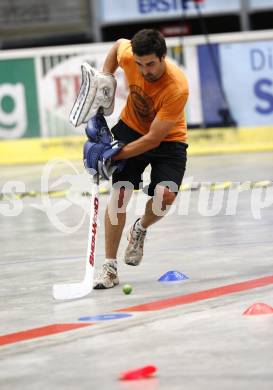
[131,29,167,59]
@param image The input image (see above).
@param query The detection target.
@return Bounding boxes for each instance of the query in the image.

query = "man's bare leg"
[94,187,133,289]
[125,185,177,265]
[104,208,126,259]
[105,187,134,259]
[141,185,177,228]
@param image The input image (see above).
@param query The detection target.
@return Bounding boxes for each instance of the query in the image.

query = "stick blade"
[53,282,92,300]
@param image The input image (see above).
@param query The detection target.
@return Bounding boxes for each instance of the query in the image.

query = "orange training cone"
[243,302,273,316]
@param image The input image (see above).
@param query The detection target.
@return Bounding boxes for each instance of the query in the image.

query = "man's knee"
[162,188,177,205]
[109,185,133,213]
[153,185,177,214]
[155,185,177,205]
[117,187,129,209]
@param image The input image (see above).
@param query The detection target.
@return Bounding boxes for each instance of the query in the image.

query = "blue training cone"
[158,270,189,282]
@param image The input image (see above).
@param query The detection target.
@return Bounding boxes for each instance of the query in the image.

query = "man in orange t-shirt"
[94,29,189,289]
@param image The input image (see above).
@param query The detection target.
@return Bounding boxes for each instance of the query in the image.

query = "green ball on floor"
[123,284,132,295]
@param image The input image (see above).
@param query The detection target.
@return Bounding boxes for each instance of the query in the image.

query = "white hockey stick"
[53,180,99,300]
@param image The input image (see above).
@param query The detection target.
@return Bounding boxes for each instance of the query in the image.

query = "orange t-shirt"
[117,40,189,142]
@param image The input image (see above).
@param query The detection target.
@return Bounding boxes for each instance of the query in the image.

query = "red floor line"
[1,275,273,347]
[0,323,93,346]
[117,275,273,312]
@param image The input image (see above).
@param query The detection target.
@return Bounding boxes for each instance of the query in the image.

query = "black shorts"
[111,120,188,196]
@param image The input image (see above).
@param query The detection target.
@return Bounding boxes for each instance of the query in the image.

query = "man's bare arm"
[102,39,127,74]
[112,117,176,160]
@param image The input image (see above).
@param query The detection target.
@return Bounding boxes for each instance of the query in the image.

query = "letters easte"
[89,196,99,266]
[138,0,180,13]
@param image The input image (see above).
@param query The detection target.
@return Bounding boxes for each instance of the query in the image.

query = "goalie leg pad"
[69,63,117,127]
[69,63,98,127]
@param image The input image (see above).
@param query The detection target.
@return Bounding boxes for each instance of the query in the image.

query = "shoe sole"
[93,283,112,289]
[93,279,119,289]
[125,260,140,266]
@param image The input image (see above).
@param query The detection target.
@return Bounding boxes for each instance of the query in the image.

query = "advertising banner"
[197,43,226,126]
[197,39,273,127]
[0,58,40,139]
[100,0,240,24]
[0,39,194,141]
[1,31,273,143]
[219,40,273,126]
[250,0,273,10]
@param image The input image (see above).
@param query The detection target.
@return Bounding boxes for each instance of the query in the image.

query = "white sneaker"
[124,218,147,266]
[93,261,119,289]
